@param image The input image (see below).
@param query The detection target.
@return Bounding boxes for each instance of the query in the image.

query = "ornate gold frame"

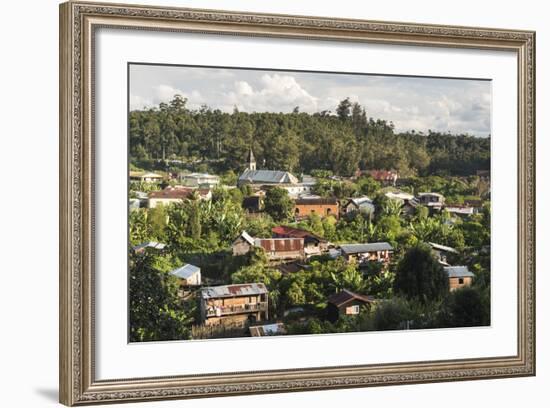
[59,1,536,405]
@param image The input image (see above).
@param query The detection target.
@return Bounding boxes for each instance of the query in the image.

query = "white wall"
[0,0,547,406]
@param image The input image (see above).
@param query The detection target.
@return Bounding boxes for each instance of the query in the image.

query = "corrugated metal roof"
[201,283,268,299]
[170,264,200,279]
[239,231,255,246]
[385,191,414,201]
[255,238,304,252]
[349,196,372,206]
[429,242,459,254]
[238,169,298,184]
[418,192,444,198]
[271,225,325,242]
[132,241,166,251]
[444,266,475,278]
[340,242,393,254]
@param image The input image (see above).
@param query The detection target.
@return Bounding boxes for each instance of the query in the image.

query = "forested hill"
[129,95,490,177]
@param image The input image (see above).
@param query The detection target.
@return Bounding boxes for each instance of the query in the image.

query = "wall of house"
[294,203,339,218]
[232,240,252,256]
[449,277,473,291]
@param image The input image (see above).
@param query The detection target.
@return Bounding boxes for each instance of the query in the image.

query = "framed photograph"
[59,1,536,405]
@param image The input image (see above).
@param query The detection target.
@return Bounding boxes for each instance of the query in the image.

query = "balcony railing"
[205,302,268,317]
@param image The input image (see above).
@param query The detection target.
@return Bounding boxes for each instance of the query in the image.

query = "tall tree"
[394,243,449,303]
[264,187,293,222]
[336,97,352,120]
[129,252,192,342]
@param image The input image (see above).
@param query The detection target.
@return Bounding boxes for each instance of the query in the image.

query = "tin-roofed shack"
[232,231,305,262]
[200,283,269,326]
[339,242,394,264]
[272,225,328,257]
[326,289,375,322]
[444,266,475,291]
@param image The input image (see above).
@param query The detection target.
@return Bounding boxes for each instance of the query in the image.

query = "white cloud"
[129,65,491,136]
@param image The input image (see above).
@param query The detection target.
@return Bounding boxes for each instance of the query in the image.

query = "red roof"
[271,226,325,241]
[257,238,304,252]
[368,170,398,181]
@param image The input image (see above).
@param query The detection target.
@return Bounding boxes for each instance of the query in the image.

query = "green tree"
[336,97,352,120]
[438,286,490,327]
[394,243,449,303]
[129,252,192,342]
[264,187,293,222]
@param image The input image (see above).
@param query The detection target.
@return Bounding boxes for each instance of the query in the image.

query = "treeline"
[129,95,490,177]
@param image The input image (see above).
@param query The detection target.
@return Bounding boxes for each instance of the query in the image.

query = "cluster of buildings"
[130,150,480,337]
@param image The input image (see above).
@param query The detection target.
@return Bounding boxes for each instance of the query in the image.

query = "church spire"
[248,148,256,171]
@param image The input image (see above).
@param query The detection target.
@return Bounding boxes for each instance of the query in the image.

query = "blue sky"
[129,64,491,137]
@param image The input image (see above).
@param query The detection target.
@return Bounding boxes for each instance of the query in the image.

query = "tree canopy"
[130,96,490,178]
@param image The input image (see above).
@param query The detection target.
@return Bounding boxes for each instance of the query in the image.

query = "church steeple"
[248,148,256,171]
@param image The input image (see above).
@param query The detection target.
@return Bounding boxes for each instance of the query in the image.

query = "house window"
[458,278,464,284]
[326,208,332,215]
[295,208,300,214]
[346,305,360,315]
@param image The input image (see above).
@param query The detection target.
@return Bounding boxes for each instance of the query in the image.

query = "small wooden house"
[339,242,393,264]
[232,231,305,262]
[416,192,445,207]
[342,196,375,216]
[200,283,269,326]
[444,266,475,291]
[271,225,328,257]
[170,264,201,287]
[326,289,375,322]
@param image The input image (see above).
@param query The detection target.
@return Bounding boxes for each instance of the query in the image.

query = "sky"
[129,64,491,137]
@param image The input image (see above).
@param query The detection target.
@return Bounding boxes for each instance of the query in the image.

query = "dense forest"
[129,95,490,177]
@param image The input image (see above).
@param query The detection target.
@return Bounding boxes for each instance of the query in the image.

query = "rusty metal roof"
[255,238,304,252]
[271,226,326,242]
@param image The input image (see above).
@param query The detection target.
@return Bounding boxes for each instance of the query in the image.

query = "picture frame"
[59,1,536,405]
